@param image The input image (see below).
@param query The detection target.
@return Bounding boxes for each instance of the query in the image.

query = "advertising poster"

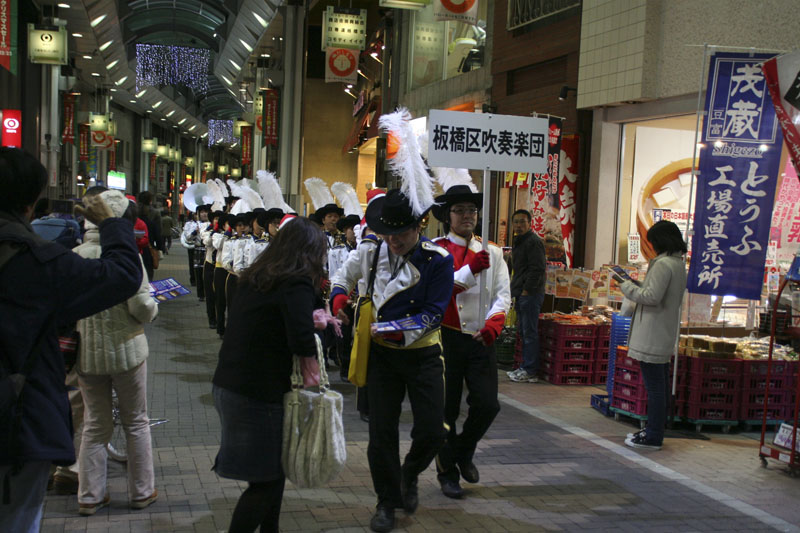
[555,269,572,298]
[434,0,478,24]
[62,94,75,144]
[762,51,800,176]
[325,47,359,84]
[589,269,609,300]
[79,124,89,161]
[150,278,190,302]
[568,270,592,301]
[559,135,579,268]
[241,125,252,165]
[688,52,783,300]
[770,160,800,266]
[0,0,17,75]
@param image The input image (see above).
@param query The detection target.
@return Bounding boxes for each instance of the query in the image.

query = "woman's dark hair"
[0,148,48,214]
[240,217,326,293]
[647,220,687,255]
[33,198,50,218]
[123,200,138,224]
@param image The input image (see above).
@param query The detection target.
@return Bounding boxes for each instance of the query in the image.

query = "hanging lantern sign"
[156,144,168,158]
[321,6,367,51]
[89,113,108,132]
[27,24,68,65]
[174,148,182,163]
[233,120,249,138]
[203,161,214,171]
[231,168,241,178]
[184,156,195,167]
[141,138,157,153]
[90,130,114,150]
[217,164,229,174]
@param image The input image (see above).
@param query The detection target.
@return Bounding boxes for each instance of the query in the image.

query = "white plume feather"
[331,182,363,218]
[416,131,476,194]
[205,179,225,212]
[379,108,435,217]
[257,170,292,212]
[230,199,248,215]
[303,177,335,210]
[215,178,229,197]
[237,184,265,211]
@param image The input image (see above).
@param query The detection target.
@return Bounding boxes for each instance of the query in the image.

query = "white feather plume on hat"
[230,199,248,215]
[257,170,292,212]
[331,182,363,218]
[379,108,435,217]
[417,132,477,194]
[304,177,335,210]
[215,178,229,197]
[205,179,225,212]
[231,180,265,211]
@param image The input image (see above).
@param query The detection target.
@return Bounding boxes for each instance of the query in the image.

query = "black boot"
[400,469,418,514]
[369,505,395,532]
[439,477,464,499]
[458,460,480,484]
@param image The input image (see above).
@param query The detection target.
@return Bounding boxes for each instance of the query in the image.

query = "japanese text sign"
[688,52,783,300]
[762,51,800,176]
[325,47,358,84]
[1,0,17,74]
[321,6,366,51]
[427,110,548,173]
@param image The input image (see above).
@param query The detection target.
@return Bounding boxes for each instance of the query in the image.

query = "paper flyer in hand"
[150,278,191,302]
[372,316,425,332]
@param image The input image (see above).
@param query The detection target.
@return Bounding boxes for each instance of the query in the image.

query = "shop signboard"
[108,143,116,171]
[1,109,21,148]
[688,52,783,300]
[107,170,126,190]
[62,93,75,144]
[79,124,89,161]
[150,154,157,181]
[87,147,97,179]
[434,0,478,25]
[321,6,366,51]
[91,130,113,150]
[0,0,18,74]
[258,89,279,146]
[762,51,800,176]
[325,47,358,84]
[27,24,67,65]
[427,110,548,173]
[770,160,800,265]
[241,125,252,165]
[559,134,579,268]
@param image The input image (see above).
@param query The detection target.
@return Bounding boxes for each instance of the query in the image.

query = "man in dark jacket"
[0,148,143,532]
[507,209,546,383]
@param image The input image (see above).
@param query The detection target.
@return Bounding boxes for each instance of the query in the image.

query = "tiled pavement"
[41,249,800,532]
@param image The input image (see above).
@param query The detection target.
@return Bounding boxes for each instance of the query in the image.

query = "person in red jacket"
[431,184,511,500]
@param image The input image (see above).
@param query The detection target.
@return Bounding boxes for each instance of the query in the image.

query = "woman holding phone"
[612,221,687,450]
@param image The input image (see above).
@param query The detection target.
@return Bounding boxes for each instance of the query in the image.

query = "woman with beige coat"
[73,189,159,515]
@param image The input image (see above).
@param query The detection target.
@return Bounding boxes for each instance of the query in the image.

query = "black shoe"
[369,505,395,532]
[198,297,205,302]
[439,478,464,499]
[458,460,479,484]
[190,280,196,286]
[400,470,418,514]
[208,320,217,329]
[360,413,369,423]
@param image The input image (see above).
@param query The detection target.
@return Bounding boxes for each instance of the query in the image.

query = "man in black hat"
[181,204,210,298]
[431,185,511,499]
[330,189,454,533]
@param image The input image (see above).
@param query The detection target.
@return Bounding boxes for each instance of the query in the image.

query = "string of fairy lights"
[207,119,236,147]
[135,44,210,95]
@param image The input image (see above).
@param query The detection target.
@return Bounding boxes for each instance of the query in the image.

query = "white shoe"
[506,368,522,378]
[509,370,539,383]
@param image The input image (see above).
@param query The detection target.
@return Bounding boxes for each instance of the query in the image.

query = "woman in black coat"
[212,216,325,533]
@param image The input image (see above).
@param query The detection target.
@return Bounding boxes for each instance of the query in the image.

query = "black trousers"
[195,264,205,298]
[337,306,355,377]
[367,342,446,508]
[226,273,238,311]
[203,262,216,325]
[213,266,228,335]
[436,327,500,483]
[187,248,196,284]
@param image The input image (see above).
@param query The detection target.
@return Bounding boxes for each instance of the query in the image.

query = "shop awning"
[342,108,370,154]
[342,98,382,154]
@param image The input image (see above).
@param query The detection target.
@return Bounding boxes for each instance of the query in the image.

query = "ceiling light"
[344,89,356,99]
[109,88,116,92]
[153,100,162,108]
[229,59,241,71]
[58,2,70,7]
[160,118,166,121]
[221,74,233,86]
[115,76,128,86]
[82,55,92,59]
[106,59,119,69]
[239,39,253,52]
[90,14,106,27]
[189,125,196,131]
[260,53,270,58]
[201,132,208,138]
[135,89,147,98]
[253,11,267,27]
[146,110,152,113]
[246,99,253,104]
[346,84,353,89]
[99,40,113,52]
[166,110,175,117]
[72,33,83,37]
[178,118,186,125]
[279,37,283,41]
[129,100,136,103]
[91,72,100,77]
[213,33,217,38]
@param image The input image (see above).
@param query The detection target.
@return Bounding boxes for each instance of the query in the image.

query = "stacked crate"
[594,323,611,385]
[605,314,632,398]
[611,347,648,416]
[683,357,741,422]
[740,359,799,423]
[540,320,596,385]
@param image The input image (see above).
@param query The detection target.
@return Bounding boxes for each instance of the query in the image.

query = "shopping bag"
[281,335,346,488]
[348,296,372,387]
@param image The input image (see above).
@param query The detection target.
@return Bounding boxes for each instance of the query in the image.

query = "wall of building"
[578,0,800,109]
[300,78,360,214]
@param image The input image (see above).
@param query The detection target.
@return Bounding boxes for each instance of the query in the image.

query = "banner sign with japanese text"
[559,135,579,268]
[0,0,17,74]
[149,154,157,181]
[241,125,252,165]
[427,110,548,173]
[434,0,478,25]
[762,51,800,176]
[79,124,89,161]
[688,52,782,300]
[62,93,74,144]
[260,89,279,146]
[108,143,116,171]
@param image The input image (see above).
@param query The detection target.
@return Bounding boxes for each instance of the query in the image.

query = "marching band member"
[330,109,453,533]
[201,211,223,329]
[212,214,231,338]
[431,183,511,500]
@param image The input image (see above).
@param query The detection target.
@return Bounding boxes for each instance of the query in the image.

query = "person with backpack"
[0,148,143,532]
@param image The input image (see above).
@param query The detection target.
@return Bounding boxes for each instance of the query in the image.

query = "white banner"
[427,109,548,173]
[434,0,478,25]
[325,47,358,84]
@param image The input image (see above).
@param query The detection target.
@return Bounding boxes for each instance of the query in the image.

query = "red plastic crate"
[740,404,787,421]
[544,371,594,385]
[687,357,742,377]
[593,372,608,386]
[743,375,791,391]
[613,380,648,400]
[596,323,611,338]
[686,373,739,391]
[541,321,597,339]
[615,366,643,385]
[615,350,640,372]
[685,403,738,421]
[741,389,791,407]
[543,335,596,350]
[542,359,593,374]
[742,359,793,377]
[542,347,594,362]
[595,361,609,375]
[596,349,610,362]
[687,386,738,406]
[611,396,648,416]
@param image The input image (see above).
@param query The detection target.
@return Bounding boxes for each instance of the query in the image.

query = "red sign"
[79,124,89,161]
[328,48,357,77]
[108,144,116,171]
[150,154,157,180]
[241,125,252,165]
[62,94,75,144]
[440,0,476,13]
[1,109,21,148]
[559,135,579,268]
[260,89,279,146]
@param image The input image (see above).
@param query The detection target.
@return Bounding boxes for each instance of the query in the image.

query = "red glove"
[478,314,505,346]
[332,293,348,317]
[320,278,330,292]
[468,250,490,275]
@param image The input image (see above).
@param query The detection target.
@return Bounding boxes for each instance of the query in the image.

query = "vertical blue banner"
[688,52,783,300]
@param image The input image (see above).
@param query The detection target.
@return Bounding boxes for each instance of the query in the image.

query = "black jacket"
[0,212,142,465]
[213,276,319,404]
[510,230,546,297]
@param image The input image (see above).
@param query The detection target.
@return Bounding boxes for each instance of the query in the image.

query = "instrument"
[183,183,212,213]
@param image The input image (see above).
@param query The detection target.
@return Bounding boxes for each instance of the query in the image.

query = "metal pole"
[479,166,490,318]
